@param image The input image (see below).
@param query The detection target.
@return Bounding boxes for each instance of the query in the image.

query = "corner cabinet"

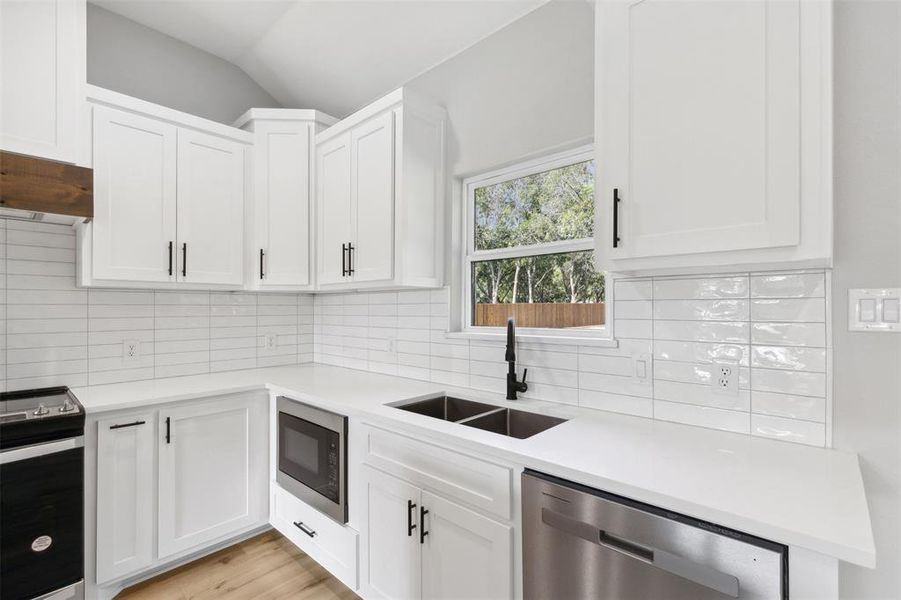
[237,109,338,290]
[94,393,268,587]
[158,395,268,557]
[77,86,249,288]
[595,0,832,274]
[0,0,85,164]
[316,88,446,290]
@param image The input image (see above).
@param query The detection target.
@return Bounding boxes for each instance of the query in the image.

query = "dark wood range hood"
[0,150,93,221]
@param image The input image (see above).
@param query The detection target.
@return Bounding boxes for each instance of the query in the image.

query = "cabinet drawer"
[272,484,359,589]
[361,425,512,520]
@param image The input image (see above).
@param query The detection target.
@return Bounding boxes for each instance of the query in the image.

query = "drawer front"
[272,484,359,589]
[362,425,512,520]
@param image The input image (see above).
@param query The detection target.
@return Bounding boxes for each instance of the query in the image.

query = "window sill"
[443,330,619,348]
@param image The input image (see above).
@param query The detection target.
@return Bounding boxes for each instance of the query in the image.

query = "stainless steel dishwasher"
[522,471,787,600]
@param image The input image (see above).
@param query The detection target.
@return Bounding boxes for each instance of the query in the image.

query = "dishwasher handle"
[541,508,740,598]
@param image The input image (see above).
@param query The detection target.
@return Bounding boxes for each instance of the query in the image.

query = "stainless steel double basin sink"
[389,395,567,439]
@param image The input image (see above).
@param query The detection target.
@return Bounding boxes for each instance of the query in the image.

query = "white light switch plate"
[848,288,901,332]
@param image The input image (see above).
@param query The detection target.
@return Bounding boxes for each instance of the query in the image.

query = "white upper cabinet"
[78,87,251,288]
[317,132,354,286]
[596,0,832,274]
[176,129,244,286]
[316,88,446,290]
[351,111,396,284]
[92,107,177,283]
[238,109,337,290]
[0,0,84,164]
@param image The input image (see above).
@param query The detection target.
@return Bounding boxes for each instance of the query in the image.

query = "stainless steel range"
[1,387,86,600]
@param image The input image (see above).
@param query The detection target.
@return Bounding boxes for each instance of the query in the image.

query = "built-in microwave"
[276,396,348,524]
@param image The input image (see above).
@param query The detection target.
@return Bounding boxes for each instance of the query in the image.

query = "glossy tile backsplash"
[313,271,832,447]
[0,219,313,390]
[0,218,830,447]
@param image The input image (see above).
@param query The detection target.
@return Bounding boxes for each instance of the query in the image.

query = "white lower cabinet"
[271,484,359,589]
[94,394,268,587]
[360,464,513,600]
[361,465,422,600]
[420,491,512,600]
[96,414,155,584]
[158,396,268,558]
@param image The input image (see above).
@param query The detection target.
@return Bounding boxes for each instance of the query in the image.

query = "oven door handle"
[0,436,84,464]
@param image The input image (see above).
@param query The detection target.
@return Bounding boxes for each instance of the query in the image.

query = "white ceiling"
[90,0,546,117]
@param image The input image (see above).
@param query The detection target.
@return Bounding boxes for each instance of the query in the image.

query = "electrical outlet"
[123,339,140,362]
[632,353,652,382]
[264,334,278,349]
[712,363,739,395]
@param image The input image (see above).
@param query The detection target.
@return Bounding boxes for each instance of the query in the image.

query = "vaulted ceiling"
[90,0,546,117]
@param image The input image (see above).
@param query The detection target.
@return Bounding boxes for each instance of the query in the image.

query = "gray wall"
[833,2,901,599]
[86,4,280,124]
[407,0,594,178]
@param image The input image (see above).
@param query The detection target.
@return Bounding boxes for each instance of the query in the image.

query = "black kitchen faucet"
[506,318,529,400]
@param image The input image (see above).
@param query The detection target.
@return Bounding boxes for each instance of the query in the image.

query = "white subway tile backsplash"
[751,273,826,298]
[751,369,827,397]
[0,219,831,448]
[654,401,751,434]
[614,300,652,320]
[654,320,750,343]
[653,276,749,300]
[751,414,826,447]
[653,340,748,366]
[751,322,826,347]
[752,391,826,422]
[653,299,749,321]
[0,219,312,391]
[613,279,652,300]
[578,389,653,418]
[750,298,826,322]
[750,346,826,372]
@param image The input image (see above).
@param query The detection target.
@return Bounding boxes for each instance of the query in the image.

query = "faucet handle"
[517,368,529,394]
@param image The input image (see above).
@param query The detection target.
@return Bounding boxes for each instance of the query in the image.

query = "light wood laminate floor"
[116,531,360,600]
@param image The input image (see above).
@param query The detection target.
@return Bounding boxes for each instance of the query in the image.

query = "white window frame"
[460,144,611,342]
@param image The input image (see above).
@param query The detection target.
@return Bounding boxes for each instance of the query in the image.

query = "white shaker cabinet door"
[316,132,353,286]
[0,0,82,163]
[254,122,313,287]
[176,129,245,286]
[360,466,421,600]
[92,106,177,283]
[597,0,802,263]
[96,414,155,584]
[420,491,513,600]
[351,111,395,283]
[157,396,267,559]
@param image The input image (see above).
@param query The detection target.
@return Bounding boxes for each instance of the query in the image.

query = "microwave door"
[278,412,339,502]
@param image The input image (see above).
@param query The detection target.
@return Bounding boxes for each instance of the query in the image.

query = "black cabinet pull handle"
[110,420,145,430]
[181,243,187,277]
[341,243,347,276]
[294,521,317,538]
[168,241,173,276]
[407,500,417,537]
[260,248,265,280]
[348,242,355,275]
[165,416,171,444]
[613,188,622,248]
[420,506,429,544]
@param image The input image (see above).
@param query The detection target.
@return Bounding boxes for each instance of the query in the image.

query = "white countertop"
[71,364,875,568]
